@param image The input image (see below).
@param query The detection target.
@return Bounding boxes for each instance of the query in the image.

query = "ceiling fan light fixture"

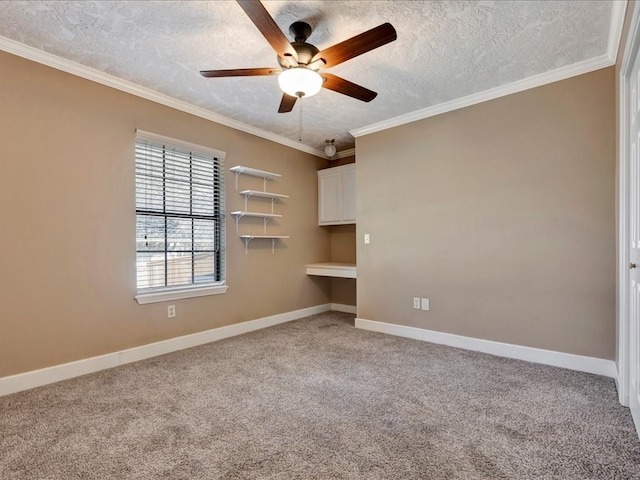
[324,139,336,157]
[278,67,323,98]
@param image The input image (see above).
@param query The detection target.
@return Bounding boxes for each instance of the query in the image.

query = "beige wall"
[0,47,618,377]
[0,51,331,377]
[320,155,356,169]
[356,67,616,359]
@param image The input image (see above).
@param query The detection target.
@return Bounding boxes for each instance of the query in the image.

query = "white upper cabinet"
[341,166,356,223]
[318,163,356,225]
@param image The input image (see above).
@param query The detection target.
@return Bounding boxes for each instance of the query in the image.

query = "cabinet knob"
[631,263,637,269]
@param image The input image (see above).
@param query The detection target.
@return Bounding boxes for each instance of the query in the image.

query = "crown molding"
[0,36,326,159]
[608,0,628,63]
[351,54,614,138]
[334,148,356,160]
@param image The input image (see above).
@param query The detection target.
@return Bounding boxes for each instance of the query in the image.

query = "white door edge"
[619,1,640,412]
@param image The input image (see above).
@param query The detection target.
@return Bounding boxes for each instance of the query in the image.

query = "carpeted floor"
[1,311,640,479]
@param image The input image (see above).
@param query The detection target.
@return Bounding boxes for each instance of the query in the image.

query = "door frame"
[618,1,640,409]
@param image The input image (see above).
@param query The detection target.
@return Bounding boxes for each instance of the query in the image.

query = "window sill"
[135,284,228,305]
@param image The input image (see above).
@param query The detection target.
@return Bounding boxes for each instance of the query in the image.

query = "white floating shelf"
[240,189,289,199]
[239,235,290,254]
[230,166,281,180]
[239,235,290,240]
[230,211,282,233]
[230,211,282,219]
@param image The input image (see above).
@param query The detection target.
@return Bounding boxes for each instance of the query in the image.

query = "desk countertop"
[305,262,356,279]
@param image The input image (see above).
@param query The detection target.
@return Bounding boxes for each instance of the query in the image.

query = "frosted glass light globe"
[278,68,323,98]
[324,144,336,157]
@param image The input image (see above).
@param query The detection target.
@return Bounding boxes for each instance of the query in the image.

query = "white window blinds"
[135,132,225,292]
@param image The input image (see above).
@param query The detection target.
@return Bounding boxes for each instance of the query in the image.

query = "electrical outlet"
[413,297,420,309]
[168,305,176,318]
[421,298,430,311]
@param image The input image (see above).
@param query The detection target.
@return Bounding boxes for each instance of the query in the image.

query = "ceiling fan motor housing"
[278,22,320,68]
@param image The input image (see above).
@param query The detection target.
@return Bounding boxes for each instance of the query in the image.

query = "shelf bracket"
[235,170,272,191]
[233,213,244,233]
[241,236,277,254]
[240,236,284,255]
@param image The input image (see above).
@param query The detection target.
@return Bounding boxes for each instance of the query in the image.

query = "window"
[134,130,227,304]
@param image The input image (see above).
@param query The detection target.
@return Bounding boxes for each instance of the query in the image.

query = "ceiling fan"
[200,0,397,113]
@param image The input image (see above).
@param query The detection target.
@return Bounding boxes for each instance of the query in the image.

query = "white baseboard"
[0,304,332,397]
[615,369,630,407]
[331,303,357,314]
[355,318,617,379]
[630,384,640,440]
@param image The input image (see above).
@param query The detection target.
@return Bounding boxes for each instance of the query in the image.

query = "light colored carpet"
[1,311,639,479]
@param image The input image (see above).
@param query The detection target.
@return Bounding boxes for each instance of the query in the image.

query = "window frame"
[134,130,228,305]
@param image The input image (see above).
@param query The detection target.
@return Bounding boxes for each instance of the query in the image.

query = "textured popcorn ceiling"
[0,1,613,153]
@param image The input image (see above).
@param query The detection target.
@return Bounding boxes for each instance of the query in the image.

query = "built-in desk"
[305,262,356,279]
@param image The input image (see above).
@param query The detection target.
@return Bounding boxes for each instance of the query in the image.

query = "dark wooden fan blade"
[312,23,397,68]
[236,0,298,66]
[321,73,377,102]
[200,68,281,78]
[278,93,297,113]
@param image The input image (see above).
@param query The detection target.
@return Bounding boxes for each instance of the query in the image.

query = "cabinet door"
[318,171,342,224]
[341,167,356,223]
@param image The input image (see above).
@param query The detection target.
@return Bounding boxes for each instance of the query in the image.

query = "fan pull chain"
[298,99,303,143]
